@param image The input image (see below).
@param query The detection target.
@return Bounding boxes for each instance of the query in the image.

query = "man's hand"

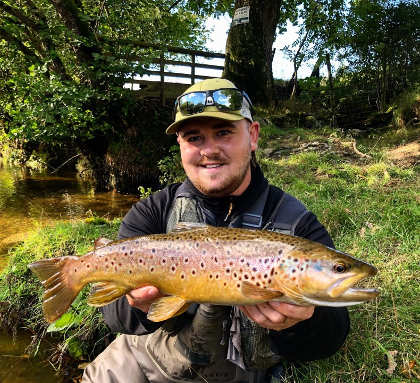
[126,285,163,313]
[239,302,314,331]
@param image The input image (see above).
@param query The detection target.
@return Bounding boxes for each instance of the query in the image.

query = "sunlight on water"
[0,163,138,382]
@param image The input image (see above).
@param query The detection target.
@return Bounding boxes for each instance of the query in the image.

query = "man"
[82,78,349,383]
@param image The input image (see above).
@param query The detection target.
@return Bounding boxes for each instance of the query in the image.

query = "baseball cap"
[166,78,253,134]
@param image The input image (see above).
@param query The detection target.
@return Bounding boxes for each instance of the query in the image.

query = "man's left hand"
[239,302,315,331]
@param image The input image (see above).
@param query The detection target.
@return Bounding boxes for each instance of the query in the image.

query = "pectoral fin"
[88,282,129,306]
[241,281,284,301]
[147,296,190,322]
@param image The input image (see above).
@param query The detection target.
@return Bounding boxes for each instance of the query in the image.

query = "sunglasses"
[174,88,253,117]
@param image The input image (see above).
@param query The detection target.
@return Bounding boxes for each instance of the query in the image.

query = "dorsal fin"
[172,222,208,232]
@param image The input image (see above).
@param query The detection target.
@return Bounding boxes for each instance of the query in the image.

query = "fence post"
[191,53,196,84]
[160,51,165,105]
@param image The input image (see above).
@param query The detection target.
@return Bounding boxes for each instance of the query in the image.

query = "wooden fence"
[123,42,226,104]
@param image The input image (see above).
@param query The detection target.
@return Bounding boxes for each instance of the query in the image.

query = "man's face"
[177,118,260,197]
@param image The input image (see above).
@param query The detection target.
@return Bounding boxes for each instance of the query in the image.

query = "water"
[0,162,138,382]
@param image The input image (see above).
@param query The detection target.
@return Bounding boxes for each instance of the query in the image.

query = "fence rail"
[123,41,226,104]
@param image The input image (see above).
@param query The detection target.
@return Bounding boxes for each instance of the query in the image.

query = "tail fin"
[29,257,81,323]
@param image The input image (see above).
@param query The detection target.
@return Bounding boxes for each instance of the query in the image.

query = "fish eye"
[333,263,348,273]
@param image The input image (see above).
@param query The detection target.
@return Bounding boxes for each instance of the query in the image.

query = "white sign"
[232,6,250,26]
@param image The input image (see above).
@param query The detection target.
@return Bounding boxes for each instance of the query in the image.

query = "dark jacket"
[101,165,350,362]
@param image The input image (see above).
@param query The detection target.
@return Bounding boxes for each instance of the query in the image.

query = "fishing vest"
[145,181,309,383]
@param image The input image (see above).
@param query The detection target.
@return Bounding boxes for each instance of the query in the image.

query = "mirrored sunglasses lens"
[178,92,206,115]
[213,89,243,111]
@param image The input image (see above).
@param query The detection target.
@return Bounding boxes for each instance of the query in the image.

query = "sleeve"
[99,184,180,334]
[269,212,350,361]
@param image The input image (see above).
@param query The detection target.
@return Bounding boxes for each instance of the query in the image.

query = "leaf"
[46,312,79,333]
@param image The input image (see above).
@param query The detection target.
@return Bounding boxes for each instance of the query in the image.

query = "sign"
[232,6,250,27]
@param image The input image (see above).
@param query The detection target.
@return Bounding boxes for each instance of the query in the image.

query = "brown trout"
[29,224,379,323]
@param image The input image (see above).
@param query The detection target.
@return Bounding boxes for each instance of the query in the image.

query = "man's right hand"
[126,285,163,313]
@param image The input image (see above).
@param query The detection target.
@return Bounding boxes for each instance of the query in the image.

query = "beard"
[192,151,252,197]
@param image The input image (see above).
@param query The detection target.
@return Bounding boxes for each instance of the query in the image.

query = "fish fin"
[241,281,284,301]
[172,222,208,232]
[94,237,113,249]
[87,282,129,307]
[29,257,81,323]
[147,296,189,322]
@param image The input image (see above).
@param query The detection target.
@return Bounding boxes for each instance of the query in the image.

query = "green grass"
[1,127,419,381]
[259,142,419,382]
[0,218,121,365]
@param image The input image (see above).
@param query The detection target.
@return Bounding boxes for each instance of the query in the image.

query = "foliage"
[157,144,185,185]
[0,0,226,150]
[0,218,121,362]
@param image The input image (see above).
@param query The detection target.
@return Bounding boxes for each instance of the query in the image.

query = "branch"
[0,26,39,60]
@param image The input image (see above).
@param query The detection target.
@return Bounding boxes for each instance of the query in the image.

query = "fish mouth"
[303,271,379,307]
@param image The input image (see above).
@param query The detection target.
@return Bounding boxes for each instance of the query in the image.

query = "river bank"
[0,163,138,382]
[1,123,419,382]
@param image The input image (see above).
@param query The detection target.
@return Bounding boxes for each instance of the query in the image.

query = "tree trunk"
[310,55,323,88]
[223,0,281,105]
[325,53,337,129]
[289,30,309,100]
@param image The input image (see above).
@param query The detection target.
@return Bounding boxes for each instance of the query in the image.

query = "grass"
[1,124,419,381]
[258,128,419,382]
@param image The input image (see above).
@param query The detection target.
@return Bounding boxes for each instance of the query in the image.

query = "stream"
[0,162,138,382]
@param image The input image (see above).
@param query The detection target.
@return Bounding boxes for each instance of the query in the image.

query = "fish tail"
[29,256,81,323]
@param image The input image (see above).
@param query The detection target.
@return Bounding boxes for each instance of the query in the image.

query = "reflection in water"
[0,331,63,383]
[0,163,139,382]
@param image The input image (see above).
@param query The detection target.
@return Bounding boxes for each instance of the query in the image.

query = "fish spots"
[225,268,231,274]
[214,257,218,263]
[191,269,196,276]
[278,250,283,255]
[161,259,166,265]
[74,268,77,273]
[181,273,185,279]
[171,266,176,273]
[200,262,205,269]
[184,257,189,264]
[149,266,155,273]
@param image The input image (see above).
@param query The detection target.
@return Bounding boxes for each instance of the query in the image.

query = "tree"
[344,0,419,111]
[223,0,297,104]
[0,0,221,190]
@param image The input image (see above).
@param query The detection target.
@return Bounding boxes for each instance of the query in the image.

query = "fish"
[29,224,379,323]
